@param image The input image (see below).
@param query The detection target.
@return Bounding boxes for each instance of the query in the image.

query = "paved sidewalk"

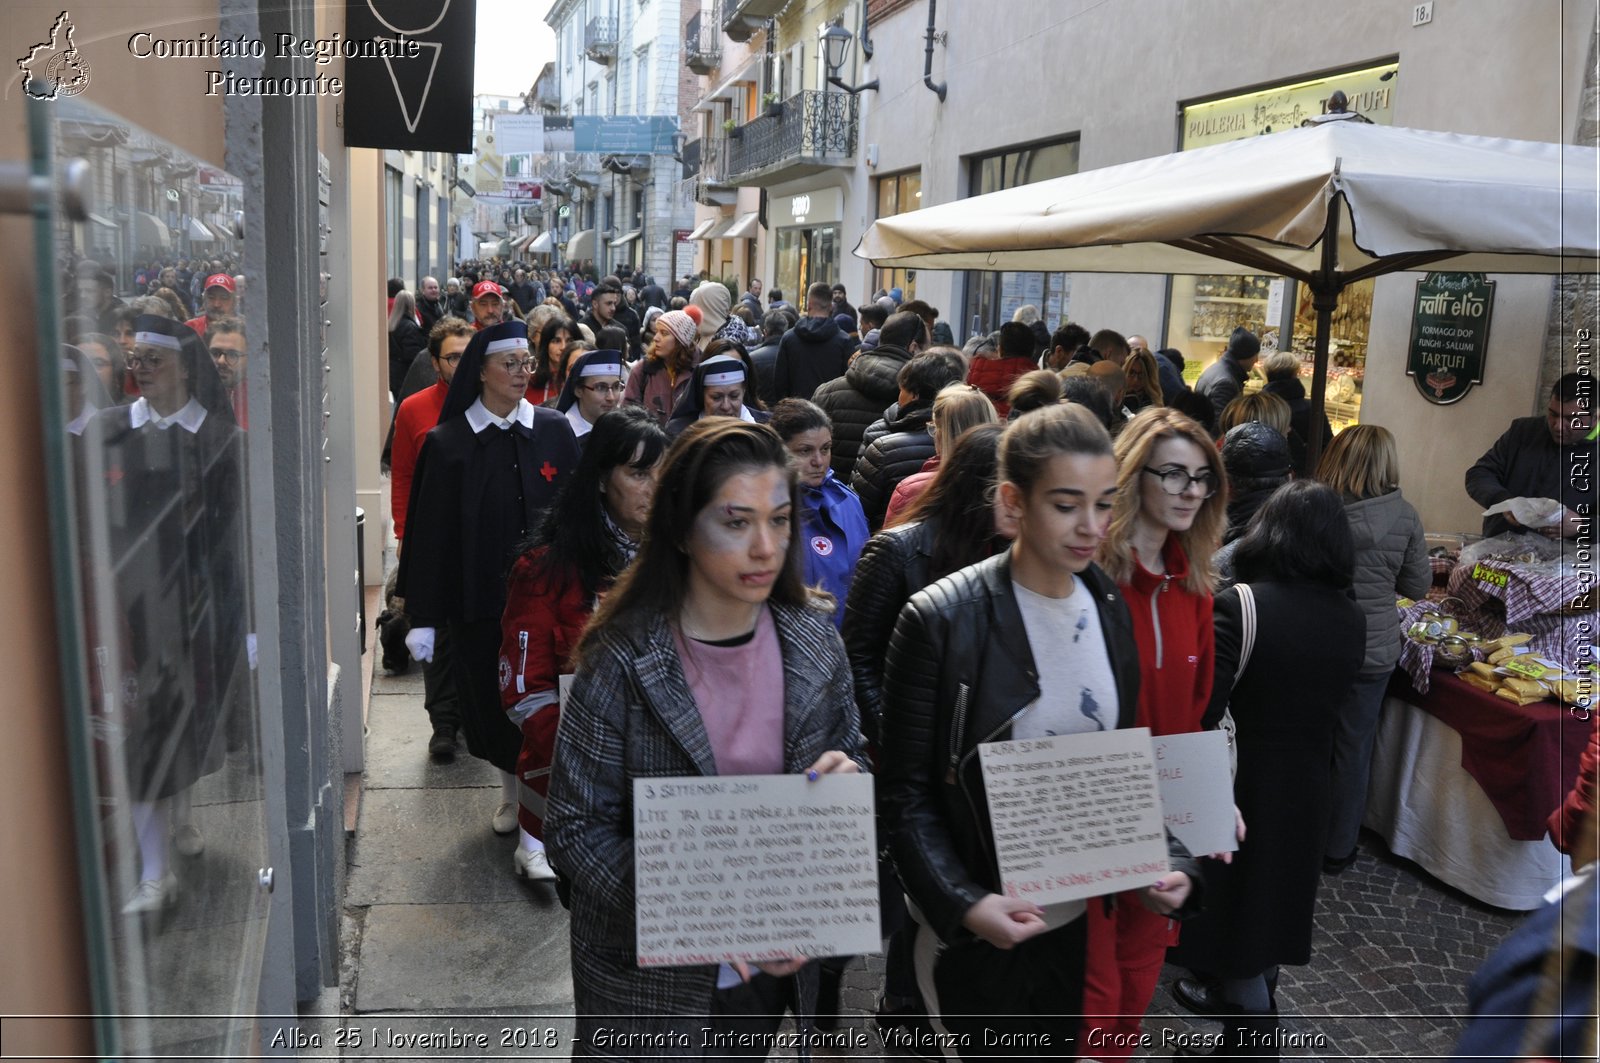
[326,668,1530,1061]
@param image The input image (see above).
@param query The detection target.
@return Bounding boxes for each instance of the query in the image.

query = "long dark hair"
[892,422,1006,581]
[533,315,577,389]
[1231,480,1354,589]
[576,418,817,663]
[522,407,668,600]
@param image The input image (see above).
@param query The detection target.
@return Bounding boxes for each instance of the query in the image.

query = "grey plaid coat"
[545,600,869,1058]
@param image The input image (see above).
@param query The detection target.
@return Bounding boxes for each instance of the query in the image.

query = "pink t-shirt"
[673,606,785,775]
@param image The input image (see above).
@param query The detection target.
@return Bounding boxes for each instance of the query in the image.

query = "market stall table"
[1365,670,1584,910]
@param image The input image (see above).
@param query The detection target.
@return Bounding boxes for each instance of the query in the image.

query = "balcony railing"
[685,9,721,75]
[584,16,618,64]
[531,76,560,112]
[726,90,858,184]
[693,136,738,205]
[723,0,786,42]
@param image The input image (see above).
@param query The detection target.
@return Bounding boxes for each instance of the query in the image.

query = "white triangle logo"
[379,37,441,134]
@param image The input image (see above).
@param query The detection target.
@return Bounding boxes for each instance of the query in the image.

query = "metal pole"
[1305,195,1341,472]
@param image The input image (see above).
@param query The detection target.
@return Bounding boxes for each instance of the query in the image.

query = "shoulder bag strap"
[1233,582,1257,687]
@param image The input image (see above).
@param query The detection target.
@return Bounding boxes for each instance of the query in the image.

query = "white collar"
[564,404,593,437]
[739,405,756,423]
[130,396,208,434]
[465,396,536,434]
[67,402,97,437]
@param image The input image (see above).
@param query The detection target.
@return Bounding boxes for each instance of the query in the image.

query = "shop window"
[961,138,1079,344]
[874,170,921,301]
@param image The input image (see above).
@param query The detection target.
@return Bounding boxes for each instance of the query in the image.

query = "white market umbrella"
[855,118,1600,464]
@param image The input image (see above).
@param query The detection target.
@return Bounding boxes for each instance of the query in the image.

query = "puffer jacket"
[1345,489,1431,675]
[879,551,1203,946]
[853,400,935,530]
[965,354,1036,418]
[841,521,938,738]
[813,344,911,479]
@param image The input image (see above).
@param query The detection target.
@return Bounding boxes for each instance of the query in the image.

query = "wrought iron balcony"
[722,0,785,42]
[685,10,721,75]
[693,136,738,206]
[584,16,618,64]
[725,90,858,187]
[531,77,560,112]
[680,136,702,179]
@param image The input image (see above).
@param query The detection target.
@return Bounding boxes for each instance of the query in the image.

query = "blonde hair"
[1123,346,1166,407]
[1218,391,1291,436]
[1317,423,1400,500]
[1101,407,1226,594]
[1261,351,1302,382]
[931,384,999,455]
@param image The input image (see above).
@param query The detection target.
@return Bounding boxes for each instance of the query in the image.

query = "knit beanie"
[657,309,698,350]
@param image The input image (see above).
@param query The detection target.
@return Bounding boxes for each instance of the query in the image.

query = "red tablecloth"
[1389,669,1589,841]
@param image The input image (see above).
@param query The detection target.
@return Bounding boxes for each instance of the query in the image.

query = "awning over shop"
[135,211,170,251]
[186,218,214,242]
[609,229,642,249]
[477,240,501,257]
[513,232,540,252]
[692,57,759,113]
[723,212,760,240]
[566,228,596,260]
[687,216,720,240]
[86,212,117,229]
[704,217,736,239]
[528,231,554,254]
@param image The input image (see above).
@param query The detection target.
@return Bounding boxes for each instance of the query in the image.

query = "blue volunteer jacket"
[800,471,870,628]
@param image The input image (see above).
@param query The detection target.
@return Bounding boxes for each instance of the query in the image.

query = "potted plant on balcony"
[762,91,783,118]
[722,117,742,140]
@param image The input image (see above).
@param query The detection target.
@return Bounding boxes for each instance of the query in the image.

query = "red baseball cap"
[471,280,504,300]
[204,273,237,293]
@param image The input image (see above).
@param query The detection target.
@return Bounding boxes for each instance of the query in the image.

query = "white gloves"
[406,627,436,663]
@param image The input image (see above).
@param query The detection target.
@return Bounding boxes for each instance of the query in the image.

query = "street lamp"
[821,18,878,95]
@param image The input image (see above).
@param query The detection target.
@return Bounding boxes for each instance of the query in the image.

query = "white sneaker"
[513,847,559,882]
[173,823,205,857]
[122,870,178,914]
[491,801,517,835]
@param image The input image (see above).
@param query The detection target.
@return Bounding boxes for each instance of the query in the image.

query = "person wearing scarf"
[497,408,668,880]
[554,348,625,442]
[664,353,771,438]
[87,314,248,913]
[396,320,580,836]
[623,307,698,429]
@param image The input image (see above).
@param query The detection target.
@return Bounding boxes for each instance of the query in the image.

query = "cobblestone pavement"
[330,669,1531,1061]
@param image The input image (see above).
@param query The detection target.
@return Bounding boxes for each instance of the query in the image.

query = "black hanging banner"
[343,0,476,153]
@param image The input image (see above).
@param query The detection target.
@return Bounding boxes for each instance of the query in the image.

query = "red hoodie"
[1117,536,1214,736]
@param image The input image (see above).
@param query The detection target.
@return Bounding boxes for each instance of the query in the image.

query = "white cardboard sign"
[979,728,1169,905]
[632,773,880,967]
[1152,730,1238,857]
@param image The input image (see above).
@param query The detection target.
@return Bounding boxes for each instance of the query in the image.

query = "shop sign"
[1406,272,1495,405]
[1181,63,1397,149]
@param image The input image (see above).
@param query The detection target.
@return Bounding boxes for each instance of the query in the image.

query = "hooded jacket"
[852,399,935,530]
[812,343,912,479]
[688,282,731,349]
[1345,489,1431,675]
[773,314,858,402]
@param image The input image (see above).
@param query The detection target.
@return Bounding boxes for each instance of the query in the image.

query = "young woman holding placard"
[879,403,1203,1057]
[544,418,868,1054]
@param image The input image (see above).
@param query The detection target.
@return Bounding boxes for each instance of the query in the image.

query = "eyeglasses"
[493,358,535,375]
[582,382,624,395]
[124,352,170,370]
[211,347,244,363]
[1144,465,1219,498]
[435,352,464,368]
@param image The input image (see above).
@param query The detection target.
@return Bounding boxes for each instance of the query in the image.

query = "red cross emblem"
[106,466,124,485]
[539,461,558,482]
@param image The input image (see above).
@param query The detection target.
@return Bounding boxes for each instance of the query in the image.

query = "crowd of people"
[63,245,1595,1058]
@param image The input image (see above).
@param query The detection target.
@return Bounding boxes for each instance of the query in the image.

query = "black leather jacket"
[842,521,938,739]
[880,550,1203,944]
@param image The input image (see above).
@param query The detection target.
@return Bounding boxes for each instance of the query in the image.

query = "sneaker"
[427,726,457,763]
[172,823,205,857]
[122,870,178,915]
[513,847,559,881]
[491,801,518,835]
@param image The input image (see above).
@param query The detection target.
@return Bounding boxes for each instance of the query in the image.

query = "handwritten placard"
[979,728,1169,906]
[1153,730,1238,857]
[632,774,880,968]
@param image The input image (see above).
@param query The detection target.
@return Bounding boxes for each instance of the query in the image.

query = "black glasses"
[436,352,464,368]
[1143,465,1219,498]
[582,382,624,395]
[124,352,170,370]
[211,347,244,363]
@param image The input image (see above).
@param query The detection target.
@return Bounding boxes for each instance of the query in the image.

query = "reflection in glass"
[39,97,268,1058]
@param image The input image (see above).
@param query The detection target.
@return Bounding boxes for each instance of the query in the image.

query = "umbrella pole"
[1304,201,1343,472]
